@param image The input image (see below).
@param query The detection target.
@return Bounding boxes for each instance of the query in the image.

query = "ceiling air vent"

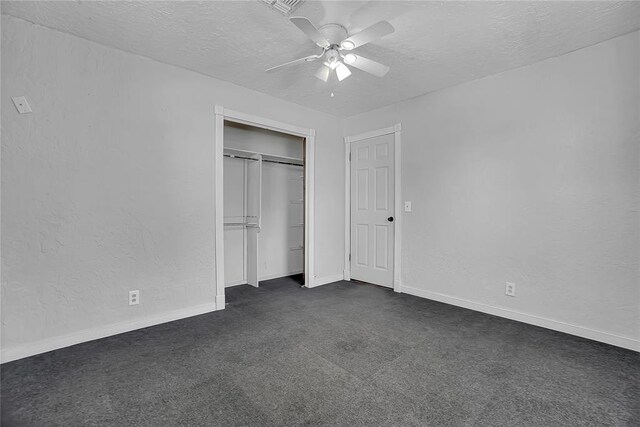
[261,0,305,16]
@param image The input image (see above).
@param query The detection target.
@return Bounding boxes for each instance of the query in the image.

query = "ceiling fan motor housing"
[318,23,348,46]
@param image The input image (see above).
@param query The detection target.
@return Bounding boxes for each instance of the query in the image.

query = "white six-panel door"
[350,133,395,288]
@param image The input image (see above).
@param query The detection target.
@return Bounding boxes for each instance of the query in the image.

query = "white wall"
[1,15,345,362]
[345,31,640,349]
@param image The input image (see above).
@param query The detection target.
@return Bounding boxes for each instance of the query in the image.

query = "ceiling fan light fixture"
[315,65,330,82]
[340,40,355,50]
[335,62,352,81]
[343,53,357,64]
[326,60,339,70]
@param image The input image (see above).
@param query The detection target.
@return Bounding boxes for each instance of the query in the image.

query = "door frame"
[214,105,316,310]
[344,124,402,292]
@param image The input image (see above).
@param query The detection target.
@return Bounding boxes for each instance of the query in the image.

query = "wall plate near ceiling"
[261,0,305,16]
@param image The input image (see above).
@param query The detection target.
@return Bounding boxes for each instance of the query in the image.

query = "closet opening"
[222,121,306,291]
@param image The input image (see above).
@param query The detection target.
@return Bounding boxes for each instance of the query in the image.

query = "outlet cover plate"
[505,282,516,297]
[129,290,140,305]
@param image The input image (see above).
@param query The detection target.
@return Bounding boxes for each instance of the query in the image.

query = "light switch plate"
[12,96,32,114]
[404,201,412,212]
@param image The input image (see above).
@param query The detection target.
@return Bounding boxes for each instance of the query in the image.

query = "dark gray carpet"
[2,277,639,426]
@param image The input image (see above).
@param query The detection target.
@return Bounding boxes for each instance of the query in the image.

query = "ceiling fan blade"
[315,64,330,82]
[346,54,390,77]
[290,17,330,48]
[340,21,394,49]
[265,53,322,73]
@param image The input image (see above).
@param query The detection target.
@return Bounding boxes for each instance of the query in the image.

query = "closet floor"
[2,277,638,426]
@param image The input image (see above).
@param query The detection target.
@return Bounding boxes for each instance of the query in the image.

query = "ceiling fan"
[266,17,394,82]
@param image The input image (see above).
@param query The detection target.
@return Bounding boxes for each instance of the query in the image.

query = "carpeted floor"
[2,277,639,426]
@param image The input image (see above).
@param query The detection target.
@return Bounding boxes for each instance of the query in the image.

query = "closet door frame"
[214,105,316,310]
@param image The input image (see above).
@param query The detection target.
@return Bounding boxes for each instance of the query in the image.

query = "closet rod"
[223,154,258,161]
[262,159,304,167]
[224,153,303,167]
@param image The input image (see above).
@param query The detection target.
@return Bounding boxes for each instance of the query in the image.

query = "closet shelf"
[224,214,260,228]
[223,147,261,161]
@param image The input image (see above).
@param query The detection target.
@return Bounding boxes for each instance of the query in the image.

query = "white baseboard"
[400,285,639,352]
[1,302,217,364]
[225,280,246,288]
[309,274,344,288]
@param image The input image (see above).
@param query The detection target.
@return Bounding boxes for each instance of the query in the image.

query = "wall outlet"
[505,282,516,297]
[129,290,140,305]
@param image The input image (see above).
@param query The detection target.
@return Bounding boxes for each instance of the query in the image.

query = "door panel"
[350,133,394,288]
[374,225,388,269]
[375,166,389,211]
[356,169,369,210]
[356,224,369,266]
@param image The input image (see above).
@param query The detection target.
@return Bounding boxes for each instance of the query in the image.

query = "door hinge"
[348,253,351,261]
[348,152,351,161]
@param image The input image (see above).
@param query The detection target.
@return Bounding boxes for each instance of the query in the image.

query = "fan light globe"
[336,63,352,81]
[343,53,357,64]
[341,40,355,50]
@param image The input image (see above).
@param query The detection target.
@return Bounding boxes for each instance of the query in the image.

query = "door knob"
[387,216,394,222]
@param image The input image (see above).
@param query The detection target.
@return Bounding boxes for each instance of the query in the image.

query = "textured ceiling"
[3,1,640,117]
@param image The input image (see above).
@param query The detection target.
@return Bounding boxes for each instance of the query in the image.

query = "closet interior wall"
[223,122,304,287]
